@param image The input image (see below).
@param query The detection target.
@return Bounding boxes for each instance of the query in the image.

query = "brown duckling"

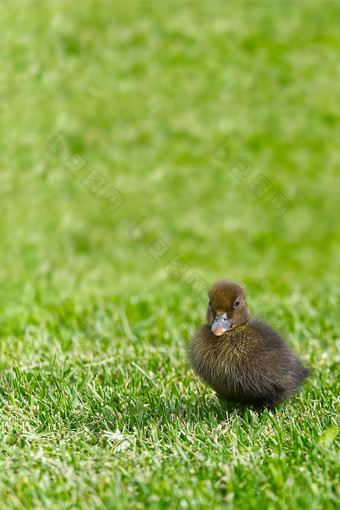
[190,280,310,409]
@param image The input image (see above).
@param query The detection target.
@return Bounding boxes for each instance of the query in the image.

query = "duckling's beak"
[211,313,231,336]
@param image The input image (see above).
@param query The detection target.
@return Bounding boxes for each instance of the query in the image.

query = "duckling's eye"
[233,298,241,309]
[208,300,212,307]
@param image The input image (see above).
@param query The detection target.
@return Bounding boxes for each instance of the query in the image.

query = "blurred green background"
[0,1,339,508]
[1,0,339,315]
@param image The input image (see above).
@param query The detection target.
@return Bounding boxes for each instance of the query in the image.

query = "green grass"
[0,0,339,508]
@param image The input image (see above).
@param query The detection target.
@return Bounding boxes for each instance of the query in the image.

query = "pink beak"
[211,313,231,336]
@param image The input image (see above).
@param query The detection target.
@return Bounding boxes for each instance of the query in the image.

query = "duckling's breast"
[190,323,263,398]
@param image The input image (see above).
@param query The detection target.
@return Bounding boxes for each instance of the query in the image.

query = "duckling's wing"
[249,319,310,405]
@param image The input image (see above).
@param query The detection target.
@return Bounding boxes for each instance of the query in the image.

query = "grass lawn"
[0,0,339,508]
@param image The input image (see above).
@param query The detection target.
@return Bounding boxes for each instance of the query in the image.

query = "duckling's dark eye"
[208,300,212,307]
[233,298,241,309]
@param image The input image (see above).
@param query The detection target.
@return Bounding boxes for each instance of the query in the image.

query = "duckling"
[190,280,310,409]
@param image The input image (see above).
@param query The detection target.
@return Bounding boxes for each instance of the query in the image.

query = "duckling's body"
[190,280,310,409]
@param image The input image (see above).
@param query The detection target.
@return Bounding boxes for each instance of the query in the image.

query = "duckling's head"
[207,279,251,336]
